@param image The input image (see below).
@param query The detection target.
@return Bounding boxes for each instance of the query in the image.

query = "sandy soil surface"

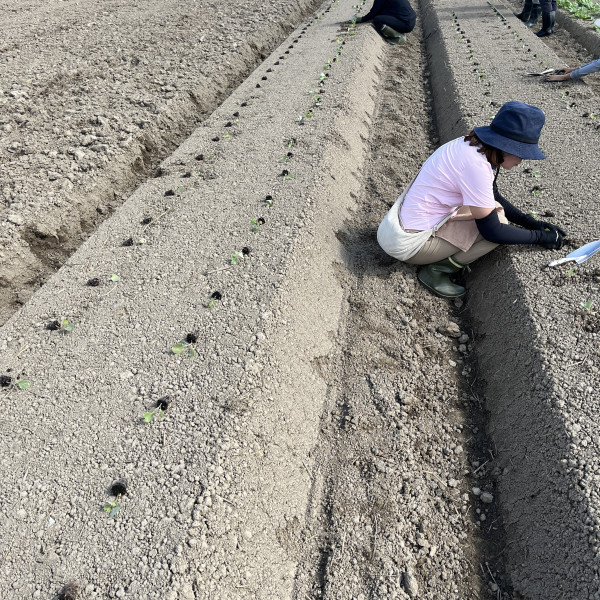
[0,0,322,326]
[1,0,600,598]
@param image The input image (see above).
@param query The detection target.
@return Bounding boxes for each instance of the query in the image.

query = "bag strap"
[397,176,459,234]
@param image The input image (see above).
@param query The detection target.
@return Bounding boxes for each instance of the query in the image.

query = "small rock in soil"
[438,322,461,337]
[403,570,419,597]
[481,492,494,504]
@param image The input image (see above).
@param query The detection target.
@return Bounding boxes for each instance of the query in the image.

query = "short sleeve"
[456,156,495,209]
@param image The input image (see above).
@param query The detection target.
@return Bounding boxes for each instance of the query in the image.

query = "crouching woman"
[377,101,566,298]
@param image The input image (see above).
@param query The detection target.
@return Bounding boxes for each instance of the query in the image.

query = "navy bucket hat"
[473,101,546,160]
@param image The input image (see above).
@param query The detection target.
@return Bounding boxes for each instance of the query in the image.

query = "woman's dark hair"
[464,130,504,168]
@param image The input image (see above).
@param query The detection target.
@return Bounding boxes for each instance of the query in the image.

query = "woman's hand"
[532,220,568,237]
[537,228,564,250]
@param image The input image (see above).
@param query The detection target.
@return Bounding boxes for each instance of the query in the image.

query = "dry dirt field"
[1,0,600,599]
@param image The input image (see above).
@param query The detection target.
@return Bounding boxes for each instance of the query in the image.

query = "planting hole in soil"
[274,61,280,66]
[87,278,101,287]
[157,396,171,411]
[240,102,248,107]
[262,76,268,81]
[164,189,175,196]
[122,237,134,247]
[186,331,199,344]
[0,375,12,388]
[242,246,251,256]
[211,291,222,301]
[212,136,220,142]
[225,122,232,127]
[195,154,204,161]
[110,479,128,497]
[265,195,273,207]
[47,320,61,331]
[257,217,265,225]
[58,582,80,600]
[141,217,153,225]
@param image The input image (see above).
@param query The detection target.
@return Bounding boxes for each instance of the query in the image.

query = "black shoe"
[514,0,533,21]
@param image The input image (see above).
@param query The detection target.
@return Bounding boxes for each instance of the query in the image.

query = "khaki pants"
[405,207,508,265]
[404,233,498,265]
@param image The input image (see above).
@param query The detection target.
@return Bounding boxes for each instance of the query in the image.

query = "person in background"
[513,0,542,28]
[535,0,556,36]
[546,58,600,81]
[353,0,416,45]
[377,102,566,299]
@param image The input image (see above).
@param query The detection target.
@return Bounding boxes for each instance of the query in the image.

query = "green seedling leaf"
[188,347,196,358]
[581,300,594,311]
[143,411,155,423]
[172,342,187,355]
[61,319,74,333]
[109,505,122,517]
[207,298,215,309]
[111,274,121,282]
[230,250,243,265]
[16,380,30,390]
[567,268,575,276]
[528,210,539,219]
[224,133,231,139]
[532,171,541,178]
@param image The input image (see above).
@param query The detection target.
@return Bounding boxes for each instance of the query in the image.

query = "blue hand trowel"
[548,240,600,267]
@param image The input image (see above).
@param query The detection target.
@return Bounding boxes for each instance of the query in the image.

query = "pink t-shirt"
[400,137,496,231]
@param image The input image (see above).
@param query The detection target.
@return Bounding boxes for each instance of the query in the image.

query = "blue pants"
[373,14,414,34]
[539,0,556,12]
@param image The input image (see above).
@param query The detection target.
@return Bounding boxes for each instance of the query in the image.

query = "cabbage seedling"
[103,500,122,517]
[581,300,594,311]
[230,251,243,265]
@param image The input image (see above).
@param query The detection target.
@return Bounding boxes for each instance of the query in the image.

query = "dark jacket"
[361,0,416,26]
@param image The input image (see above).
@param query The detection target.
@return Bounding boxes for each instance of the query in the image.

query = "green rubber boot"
[379,24,407,45]
[525,4,541,26]
[417,256,467,298]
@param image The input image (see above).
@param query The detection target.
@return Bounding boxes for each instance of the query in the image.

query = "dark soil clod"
[186,331,199,344]
[141,217,153,225]
[87,278,101,287]
[110,479,128,497]
[242,246,251,256]
[257,217,265,225]
[157,396,171,410]
[58,582,80,600]
[211,291,223,300]
[122,237,134,247]
[0,375,12,388]
[47,320,61,330]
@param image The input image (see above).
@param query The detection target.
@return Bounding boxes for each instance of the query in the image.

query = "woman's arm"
[474,209,562,248]
[357,0,385,22]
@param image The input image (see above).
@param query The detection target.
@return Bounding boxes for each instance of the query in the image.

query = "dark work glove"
[534,220,568,237]
[537,228,564,250]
